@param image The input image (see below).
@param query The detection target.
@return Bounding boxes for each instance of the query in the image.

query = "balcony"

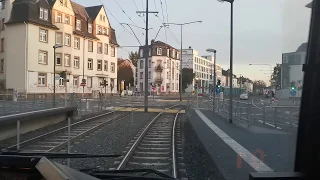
[154,65,164,72]
[154,77,163,84]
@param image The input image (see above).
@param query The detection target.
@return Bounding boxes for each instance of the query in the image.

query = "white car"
[240,93,249,100]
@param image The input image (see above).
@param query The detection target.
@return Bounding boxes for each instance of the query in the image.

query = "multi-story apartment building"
[137,40,180,94]
[181,47,222,94]
[0,0,118,97]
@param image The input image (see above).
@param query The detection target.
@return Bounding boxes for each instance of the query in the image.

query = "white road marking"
[195,110,274,172]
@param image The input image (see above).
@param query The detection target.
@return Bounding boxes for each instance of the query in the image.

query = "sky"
[73,0,312,84]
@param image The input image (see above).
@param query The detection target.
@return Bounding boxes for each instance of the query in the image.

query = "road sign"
[152,86,155,90]
[80,82,86,87]
[216,88,220,94]
[290,90,296,97]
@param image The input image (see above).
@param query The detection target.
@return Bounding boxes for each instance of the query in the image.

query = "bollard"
[16,120,20,150]
[67,117,71,167]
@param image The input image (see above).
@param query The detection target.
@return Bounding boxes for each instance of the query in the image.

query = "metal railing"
[187,95,300,129]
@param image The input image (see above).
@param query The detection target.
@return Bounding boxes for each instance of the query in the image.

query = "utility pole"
[137,0,158,112]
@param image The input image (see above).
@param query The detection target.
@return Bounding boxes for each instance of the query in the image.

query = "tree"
[253,80,267,92]
[182,68,195,93]
[117,62,134,90]
[271,64,281,88]
[128,51,139,67]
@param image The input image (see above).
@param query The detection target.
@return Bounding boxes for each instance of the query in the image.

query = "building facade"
[181,47,222,94]
[0,0,118,97]
[137,40,180,94]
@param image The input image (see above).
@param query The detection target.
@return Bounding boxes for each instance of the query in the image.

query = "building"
[0,0,118,97]
[137,40,180,94]
[181,47,222,94]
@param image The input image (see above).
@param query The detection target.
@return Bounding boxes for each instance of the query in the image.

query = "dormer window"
[140,49,143,57]
[88,24,92,33]
[157,48,162,55]
[102,28,105,35]
[39,8,48,21]
[172,49,175,58]
[64,0,68,7]
[76,20,81,30]
[103,16,105,21]
[57,13,62,23]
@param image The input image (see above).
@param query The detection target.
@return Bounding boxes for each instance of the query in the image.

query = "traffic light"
[216,79,221,88]
[290,81,296,90]
[100,80,108,87]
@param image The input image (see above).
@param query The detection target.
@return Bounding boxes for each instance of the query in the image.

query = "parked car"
[240,93,249,100]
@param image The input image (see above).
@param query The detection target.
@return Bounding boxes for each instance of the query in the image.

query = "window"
[157,48,162,55]
[59,78,64,86]
[177,73,178,80]
[38,73,46,86]
[74,37,80,49]
[97,26,102,34]
[64,54,70,67]
[140,49,143,57]
[55,53,62,65]
[111,63,115,73]
[97,43,102,53]
[111,47,115,57]
[148,71,151,79]
[172,83,174,90]
[104,60,108,71]
[1,18,5,30]
[76,20,81,30]
[177,53,179,59]
[65,34,71,46]
[87,77,92,87]
[140,60,144,69]
[172,49,175,58]
[56,32,62,44]
[0,59,4,73]
[148,60,151,68]
[88,41,93,52]
[65,15,70,24]
[88,59,93,69]
[140,72,143,79]
[99,77,104,87]
[103,16,105,21]
[167,49,169,56]
[40,8,44,19]
[73,76,78,87]
[38,50,47,64]
[59,0,63,5]
[64,0,68,7]
[100,14,102,21]
[88,24,92,33]
[0,38,4,52]
[39,29,47,42]
[1,1,5,9]
[97,60,102,71]
[176,83,178,90]
[74,57,79,68]
[44,9,48,20]
[57,13,62,22]
[104,44,108,54]
[106,28,109,35]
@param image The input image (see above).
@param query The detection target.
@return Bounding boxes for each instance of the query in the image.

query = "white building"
[181,47,222,94]
[137,40,180,94]
[0,0,118,97]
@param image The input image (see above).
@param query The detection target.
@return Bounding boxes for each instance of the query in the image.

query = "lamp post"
[195,77,199,108]
[53,44,63,107]
[218,0,234,123]
[163,21,202,102]
[206,48,217,108]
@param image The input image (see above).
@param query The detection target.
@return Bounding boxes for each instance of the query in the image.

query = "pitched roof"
[85,5,103,19]
[6,0,58,29]
[71,1,88,21]
[109,28,119,46]
[306,1,312,8]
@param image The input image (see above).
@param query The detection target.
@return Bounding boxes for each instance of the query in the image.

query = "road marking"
[195,109,274,172]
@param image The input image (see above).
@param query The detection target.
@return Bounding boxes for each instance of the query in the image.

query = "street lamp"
[206,48,217,108]
[53,44,63,107]
[163,20,202,102]
[218,0,234,123]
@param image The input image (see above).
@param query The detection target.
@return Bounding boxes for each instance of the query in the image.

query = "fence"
[187,95,300,129]
[0,93,117,117]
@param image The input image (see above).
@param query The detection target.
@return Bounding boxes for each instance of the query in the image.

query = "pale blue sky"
[74,0,311,83]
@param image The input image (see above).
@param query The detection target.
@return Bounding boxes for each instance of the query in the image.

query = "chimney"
[151,39,155,44]
[189,46,192,49]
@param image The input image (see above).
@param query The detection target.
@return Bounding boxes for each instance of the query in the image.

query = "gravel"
[181,115,225,180]
[54,112,157,171]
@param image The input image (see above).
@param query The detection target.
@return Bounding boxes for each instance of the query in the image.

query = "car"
[240,93,249,100]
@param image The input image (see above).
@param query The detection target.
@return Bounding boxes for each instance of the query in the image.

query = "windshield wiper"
[0,149,121,159]
[80,169,176,180]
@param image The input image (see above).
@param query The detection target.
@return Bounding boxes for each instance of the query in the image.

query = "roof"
[85,5,103,19]
[109,28,119,46]
[139,40,177,50]
[296,42,308,52]
[306,1,312,8]
[71,1,88,21]
[6,0,58,29]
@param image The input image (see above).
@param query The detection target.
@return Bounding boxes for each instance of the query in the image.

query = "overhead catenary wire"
[159,0,167,43]
[154,14,180,45]
[133,0,146,23]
